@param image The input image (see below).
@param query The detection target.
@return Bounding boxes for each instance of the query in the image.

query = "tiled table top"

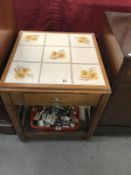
[3,31,107,86]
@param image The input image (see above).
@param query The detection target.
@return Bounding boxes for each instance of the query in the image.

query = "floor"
[0,134,131,175]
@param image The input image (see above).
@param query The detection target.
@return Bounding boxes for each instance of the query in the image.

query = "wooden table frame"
[0,31,111,141]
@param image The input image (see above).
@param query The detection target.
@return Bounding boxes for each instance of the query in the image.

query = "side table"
[0,31,111,140]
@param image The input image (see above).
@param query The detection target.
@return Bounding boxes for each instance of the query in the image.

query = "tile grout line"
[20,43,95,48]
[13,60,99,65]
[68,35,101,85]
[38,34,47,84]
[13,60,101,66]
[68,34,74,85]
[13,60,41,63]
[17,33,99,85]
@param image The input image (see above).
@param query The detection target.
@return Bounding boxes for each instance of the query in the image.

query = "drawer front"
[10,93,101,106]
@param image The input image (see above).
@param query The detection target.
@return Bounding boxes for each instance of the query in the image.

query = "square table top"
[0,31,110,92]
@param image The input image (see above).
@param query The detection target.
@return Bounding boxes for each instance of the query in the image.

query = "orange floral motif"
[50,50,66,60]
[80,70,89,78]
[89,71,98,80]
[80,69,98,80]
[24,35,39,42]
[14,66,33,79]
[76,36,89,44]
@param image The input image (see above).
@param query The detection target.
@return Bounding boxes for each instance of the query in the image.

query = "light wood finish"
[92,34,110,88]
[0,83,111,93]
[87,94,110,138]
[0,31,111,140]
[10,93,100,106]
[1,31,110,92]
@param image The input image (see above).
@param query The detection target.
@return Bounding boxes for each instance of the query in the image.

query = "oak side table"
[0,31,111,141]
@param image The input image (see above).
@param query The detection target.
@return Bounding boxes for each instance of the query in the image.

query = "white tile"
[45,33,69,46]
[71,47,99,64]
[40,63,72,84]
[43,46,71,63]
[70,34,95,47]
[13,45,43,62]
[19,32,45,45]
[5,61,41,84]
[72,64,105,85]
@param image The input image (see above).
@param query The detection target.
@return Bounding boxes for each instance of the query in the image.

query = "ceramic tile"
[45,33,69,46]
[70,34,95,47]
[5,61,41,84]
[19,32,45,45]
[71,47,99,64]
[13,45,43,62]
[5,31,107,87]
[72,64,105,85]
[43,46,71,63]
[40,63,72,84]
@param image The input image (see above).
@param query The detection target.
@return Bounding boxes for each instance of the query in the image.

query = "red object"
[30,106,80,131]
[12,0,131,37]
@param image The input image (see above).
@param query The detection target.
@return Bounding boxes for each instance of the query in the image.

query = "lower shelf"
[25,130,87,140]
[20,105,91,140]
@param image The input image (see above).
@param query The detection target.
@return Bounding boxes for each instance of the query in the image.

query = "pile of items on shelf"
[30,106,80,131]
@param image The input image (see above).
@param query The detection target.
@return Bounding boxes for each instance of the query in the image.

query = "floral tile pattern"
[70,34,95,47]
[43,47,70,63]
[72,64,105,85]
[5,31,106,86]
[5,62,41,84]
[19,32,45,45]
[14,66,33,79]
[80,69,98,81]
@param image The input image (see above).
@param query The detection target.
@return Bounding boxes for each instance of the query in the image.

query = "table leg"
[86,94,110,139]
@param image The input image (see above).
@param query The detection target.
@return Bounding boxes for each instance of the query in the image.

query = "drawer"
[10,93,101,106]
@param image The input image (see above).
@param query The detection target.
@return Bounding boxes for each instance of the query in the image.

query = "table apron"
[10,93,101,106]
